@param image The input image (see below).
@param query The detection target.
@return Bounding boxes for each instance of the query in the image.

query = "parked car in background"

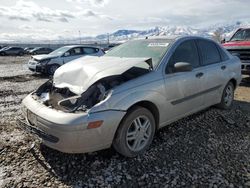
[28,45,104,75]
[0,46,9,52]
[0,47,24,56]
[0,45,7,50]
[29,47,53,55]
[21,36,241,157]
[222,28,250,75]
[24,47,35,54]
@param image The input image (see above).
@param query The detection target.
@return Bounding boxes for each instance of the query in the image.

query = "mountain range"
[94,21,250,43]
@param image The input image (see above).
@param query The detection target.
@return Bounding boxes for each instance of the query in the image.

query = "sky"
[0,0,250,42]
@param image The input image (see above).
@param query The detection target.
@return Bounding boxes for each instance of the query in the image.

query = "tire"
[47,64,59,75]
[216,82,235,110]
[113,106,156,157]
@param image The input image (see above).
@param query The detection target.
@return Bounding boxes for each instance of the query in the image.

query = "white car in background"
[28,45,105,75]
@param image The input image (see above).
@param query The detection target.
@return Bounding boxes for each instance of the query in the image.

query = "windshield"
[105,39,172,68]
[230,29,250,41]
[49,46,72,56]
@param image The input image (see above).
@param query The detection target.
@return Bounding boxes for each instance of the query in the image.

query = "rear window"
[197,40,221,65]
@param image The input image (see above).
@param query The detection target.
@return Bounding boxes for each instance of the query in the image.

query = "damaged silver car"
[20,36,241,157]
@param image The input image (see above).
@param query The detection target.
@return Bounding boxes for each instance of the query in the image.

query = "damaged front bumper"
[28,61,46,73]
[20,94,126,153]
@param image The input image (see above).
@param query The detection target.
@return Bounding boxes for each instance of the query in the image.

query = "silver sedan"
[20,36,241,157]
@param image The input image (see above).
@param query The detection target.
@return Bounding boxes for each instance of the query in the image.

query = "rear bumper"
[20,94,126,153]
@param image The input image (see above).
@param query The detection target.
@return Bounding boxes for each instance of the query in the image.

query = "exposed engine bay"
[32,67,150,113]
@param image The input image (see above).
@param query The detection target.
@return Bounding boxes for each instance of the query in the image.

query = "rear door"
[196,39,227,106]
[163,39,205,122]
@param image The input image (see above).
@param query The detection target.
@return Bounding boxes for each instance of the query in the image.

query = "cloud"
[81,9,98,17]
[0,0,75,23]
[89,0,109,7]
[9,16,30,22]
[0,0,112,24]
[58,17,69,22]
[76,9,114,20]
[67,0,109,7]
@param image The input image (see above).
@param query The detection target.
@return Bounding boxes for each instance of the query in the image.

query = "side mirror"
[174,62,193,72]
[221,38,226,44]
[64,52,70,57]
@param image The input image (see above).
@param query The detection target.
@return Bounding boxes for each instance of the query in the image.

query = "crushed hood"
[33,54,59,61]
[53,56,150,95]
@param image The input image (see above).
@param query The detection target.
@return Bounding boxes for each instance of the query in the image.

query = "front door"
[162,39,205,123]
[63,47,83,64]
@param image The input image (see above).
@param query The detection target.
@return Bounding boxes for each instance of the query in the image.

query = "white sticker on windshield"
[148,43,169,47]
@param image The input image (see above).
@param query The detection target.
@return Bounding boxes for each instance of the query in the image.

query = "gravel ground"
[0,56,250,188]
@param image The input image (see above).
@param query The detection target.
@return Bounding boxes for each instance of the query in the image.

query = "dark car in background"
[222,28,250,75]
[0,47,24,56]
[0,45,7,50]
[24,47,35,54]
[29,47,53,55]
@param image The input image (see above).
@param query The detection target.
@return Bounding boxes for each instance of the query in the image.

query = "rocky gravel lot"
[0,56,250,188]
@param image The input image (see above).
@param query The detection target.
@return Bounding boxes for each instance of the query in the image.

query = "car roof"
[133,35,216,45]
[145,35,212,41]
[63,45,100,49]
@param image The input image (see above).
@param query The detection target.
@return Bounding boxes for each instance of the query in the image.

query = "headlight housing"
[39,59,51,64]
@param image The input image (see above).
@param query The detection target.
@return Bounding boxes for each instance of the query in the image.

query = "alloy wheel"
[126,115,152,152]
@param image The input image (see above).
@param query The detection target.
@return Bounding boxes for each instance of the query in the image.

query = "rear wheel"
[113,107,155,157]
[217,82,235,109]
[47,64,59,75]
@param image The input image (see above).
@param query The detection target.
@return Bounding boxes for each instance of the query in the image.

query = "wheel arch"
[121,100,160,130]
[229,78,237,89]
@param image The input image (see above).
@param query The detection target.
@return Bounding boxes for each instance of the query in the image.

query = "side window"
[167,40,199,73]
[217,46,229,61]
[83,47,97,54]
[69,47,82,56]
[197,40,221,65]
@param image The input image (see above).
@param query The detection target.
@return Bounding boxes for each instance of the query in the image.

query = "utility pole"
[107,33,110,45]
[79,30,81,44]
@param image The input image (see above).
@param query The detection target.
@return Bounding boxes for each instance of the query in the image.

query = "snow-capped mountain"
[1,21,249,44]
[96,21,250,42]
[96,26,200,41]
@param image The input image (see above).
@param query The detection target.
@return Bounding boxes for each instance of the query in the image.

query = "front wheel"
[113,107,155,157]
[216,82,235,109]
[47,64,59,75]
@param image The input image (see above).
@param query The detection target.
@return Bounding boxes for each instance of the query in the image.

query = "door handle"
[196,72,204,78]
[221,65,226,70]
